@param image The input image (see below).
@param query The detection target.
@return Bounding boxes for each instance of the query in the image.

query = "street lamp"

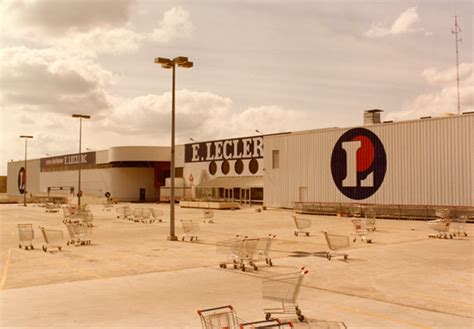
[72,114,91,207]
[19,135,33,206]
[154,56,193,241]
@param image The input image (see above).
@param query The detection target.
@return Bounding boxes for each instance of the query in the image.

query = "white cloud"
[386,63,474,120]
[149,7,195,42]
[0,46,115,115]
[365,7,426,38]
[422,63,473,85]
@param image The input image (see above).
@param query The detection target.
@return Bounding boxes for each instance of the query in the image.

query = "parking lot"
[0,203,473,328]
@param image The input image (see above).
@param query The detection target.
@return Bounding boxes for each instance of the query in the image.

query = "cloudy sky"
[1,0,472,175]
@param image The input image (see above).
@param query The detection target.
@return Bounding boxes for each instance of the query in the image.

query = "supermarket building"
[7,111,474,209]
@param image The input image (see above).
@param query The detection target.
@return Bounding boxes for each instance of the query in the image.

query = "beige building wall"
[109,168,157,201]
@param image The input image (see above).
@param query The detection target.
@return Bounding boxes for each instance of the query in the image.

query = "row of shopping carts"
[428,215,468,239]
[217,234,276,271]
[18,222,93,252]
[116,206,163,224]
[62,204,94,227]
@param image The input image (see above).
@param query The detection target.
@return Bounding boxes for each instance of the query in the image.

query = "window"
[272,150,280,169]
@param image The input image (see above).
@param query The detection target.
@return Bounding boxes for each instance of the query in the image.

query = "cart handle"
[197,305,233,315]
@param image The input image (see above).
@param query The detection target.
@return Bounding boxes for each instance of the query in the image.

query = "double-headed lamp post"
[154,56,193,241]
[19,135,33,206]
[72,114,91,207]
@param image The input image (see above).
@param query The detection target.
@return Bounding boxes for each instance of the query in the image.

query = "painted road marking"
[0,248,12,290]
[334,305,431,329]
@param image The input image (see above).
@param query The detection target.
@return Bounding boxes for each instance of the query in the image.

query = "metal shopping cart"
[217,237,260,271]
[262,267,308,322]
[133,208,144,222]
[428,208,452,239]
[363,207,377,232]
[451,215,468,237]
[180,219,200,241]
[38,226,64,252]
[351,219,371,243]
[65,223,92,245]
[322,231,350,260]
[197,305,240,329]
[18,224,35,250]
[292,216,311,236]
[116,206,133,220]
[240,319,293,328]
[203,209,215,223]
[140,208,154,224]
[256,234,276,266]
[149,208,163,222]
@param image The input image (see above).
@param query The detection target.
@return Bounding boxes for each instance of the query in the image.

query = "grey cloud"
[5,0,136,36]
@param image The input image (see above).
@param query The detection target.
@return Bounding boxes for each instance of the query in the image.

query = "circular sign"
[18,167,26,194]
[234,159,244,175]
[331,128,386,200]
[208,161,217,175]
[249,159,259,174]
[105,192,111,198]
[221,160,230,175]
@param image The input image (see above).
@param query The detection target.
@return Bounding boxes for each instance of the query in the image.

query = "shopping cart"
[217,237,260,271]
[351,219,371,243]
[116,206,133,220]
[363,207,377,232]
[322,231,350,260]
[451,215,468,237]
[18,224,35,250]
[197,305,240,329]
[240,319,293,328]
[133,208,144,222]
[262,267,308,322]
[65,223,92,245]
[140,208,154,224]
[102,199,114,211]
[45,203,60,213]
[38,226,64,252]
[203,209,215,223]
[149,208,163,222]
[180,219,200,241]
[256,234,276,266]
[292,216,311,236]
[428,219,452,239]
[428,208,453,239]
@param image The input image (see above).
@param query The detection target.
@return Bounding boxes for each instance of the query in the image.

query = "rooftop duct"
[363,109,383,125]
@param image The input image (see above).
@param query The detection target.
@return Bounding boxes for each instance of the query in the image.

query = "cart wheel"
[269,260,273,266]
[353,238,356,242]
[306,232,309,236]
[296,308,302,316]
[19,244,22,249]
[327,254,331,261]
[181,236,185,241]
[253,265,258,271]
[190,237,193,242]
[464,232,468,237]
[344,254,348,260]
[58,247,62,251]
[67,241,70,246]
[449,234,453,239]
[195,237,198,241]
[233,264,238,269]
[241,266,246,272]
[298,315,305,322]
[30,245,34,250]
[220,264,227,269]
[294,231,298,236]
[265,313,272,320]
[42,246,47,252]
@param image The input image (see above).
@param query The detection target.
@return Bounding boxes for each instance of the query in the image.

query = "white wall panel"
[264,115,473,208]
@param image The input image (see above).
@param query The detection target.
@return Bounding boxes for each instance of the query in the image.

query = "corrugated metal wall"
[264,114,474,208]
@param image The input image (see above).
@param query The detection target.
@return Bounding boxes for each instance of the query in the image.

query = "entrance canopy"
[199,176,263,189]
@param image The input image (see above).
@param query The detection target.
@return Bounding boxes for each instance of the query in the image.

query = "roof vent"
[364,109,383,125]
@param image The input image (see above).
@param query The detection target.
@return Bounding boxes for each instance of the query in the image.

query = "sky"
[1,0,472,175]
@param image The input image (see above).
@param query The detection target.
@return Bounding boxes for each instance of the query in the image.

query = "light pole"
[154,56,193,241]
[72,114,91,207]
[19,135,33,206]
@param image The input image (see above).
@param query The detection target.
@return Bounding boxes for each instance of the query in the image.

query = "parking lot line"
[402,292,474,309]
[0,248,12,290]
[333,305,431,329]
